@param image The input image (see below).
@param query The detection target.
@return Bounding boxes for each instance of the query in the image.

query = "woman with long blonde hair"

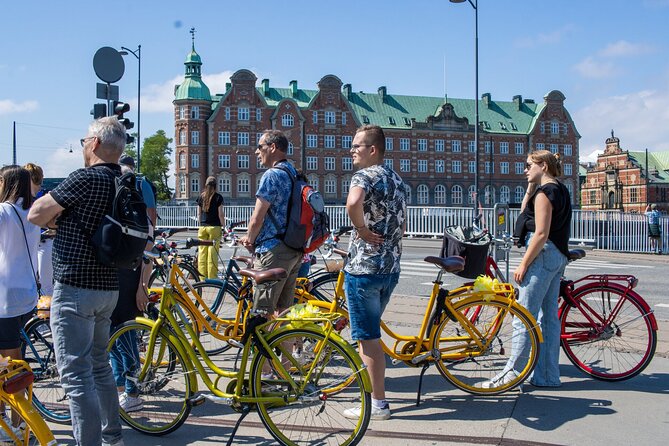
[196,176,225,278]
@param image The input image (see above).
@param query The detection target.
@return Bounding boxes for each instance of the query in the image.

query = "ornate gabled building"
[173,35,581,207]
[580,132,669,213]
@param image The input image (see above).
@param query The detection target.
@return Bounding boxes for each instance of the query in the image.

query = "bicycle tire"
[2,387,57,445]
[560,285,657,381]
[190,281,242,355]
[250,328,370,446]
[309,271,342,304]
[432,296,541,395]
[107,321,192,435]
[148,261,200,288]
[21,318,71,424]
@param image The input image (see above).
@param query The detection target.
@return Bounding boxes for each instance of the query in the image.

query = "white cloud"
[43,144,85,178]
[599,40,653,58]
[514,25,575,48]
[575,88,669,161]
[572,56,615,79]
[141,70,234,113]
[0,99,39,115]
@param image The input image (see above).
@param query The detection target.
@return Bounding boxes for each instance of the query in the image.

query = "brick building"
[580,132,669,213]
[173,41,581,207]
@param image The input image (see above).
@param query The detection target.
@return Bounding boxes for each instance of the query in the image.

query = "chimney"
[482,92,491,108]
[513,95,522,110]
[261,79,270,97]
[378,86,387,102]
[289,80,298,97]
[343,83,352,99]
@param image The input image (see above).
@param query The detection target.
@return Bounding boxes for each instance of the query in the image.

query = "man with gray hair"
[29,116,127,446]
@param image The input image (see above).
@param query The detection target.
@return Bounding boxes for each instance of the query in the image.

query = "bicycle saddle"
[239,267,287,284]
[423,255,465,273]
[233,256,254,268]
[568,249,586,261]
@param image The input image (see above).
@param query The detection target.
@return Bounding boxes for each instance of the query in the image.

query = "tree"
[138,130,173,202]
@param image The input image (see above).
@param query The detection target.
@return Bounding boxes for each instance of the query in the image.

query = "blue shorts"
[344,272,399,341]
[0,311,32,349]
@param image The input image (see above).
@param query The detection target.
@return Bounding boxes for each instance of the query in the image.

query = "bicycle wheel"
[309,271,342,304]
[250,328,370,446]
[2,389,57,446]
[432,297,540,395]
[107,321,192,435]
[21,318,71,424]
[560,285,657,381]
[190,281,242,355]
[148,261,200,288]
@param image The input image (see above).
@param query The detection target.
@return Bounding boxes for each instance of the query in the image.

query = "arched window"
[451,185,463,205]
[307,174,319,191]
[282,114,294,127]
[515,186,525,203]
[405,186,413,205]
[434,185,447,205]
[484,185,495,205]
[468,185,476,205]
[417,184,429,205]
[499,186,510,204]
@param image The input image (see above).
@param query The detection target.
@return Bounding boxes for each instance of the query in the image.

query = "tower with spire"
[174,27,212,201]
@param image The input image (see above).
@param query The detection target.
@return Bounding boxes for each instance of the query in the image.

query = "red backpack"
[274,165,330,253]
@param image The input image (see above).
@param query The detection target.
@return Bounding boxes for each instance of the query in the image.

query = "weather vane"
[190,27,196,49]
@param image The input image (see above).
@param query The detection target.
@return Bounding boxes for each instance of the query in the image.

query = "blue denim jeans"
[109,328,140,395]
[344,272,400,341]
[510,236,567,387]
[51,282,124,446]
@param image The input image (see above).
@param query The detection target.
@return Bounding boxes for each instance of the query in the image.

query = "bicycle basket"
[441,226,492,279]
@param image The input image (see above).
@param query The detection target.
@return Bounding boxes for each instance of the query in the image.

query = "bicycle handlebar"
[185,237,214,249]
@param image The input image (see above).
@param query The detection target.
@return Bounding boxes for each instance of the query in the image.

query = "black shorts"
[0,312,32,349]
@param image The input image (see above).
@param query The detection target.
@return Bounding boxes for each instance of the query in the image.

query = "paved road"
[45,239,669,445]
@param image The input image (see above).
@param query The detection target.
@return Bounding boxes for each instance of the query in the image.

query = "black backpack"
[86,167,150,270]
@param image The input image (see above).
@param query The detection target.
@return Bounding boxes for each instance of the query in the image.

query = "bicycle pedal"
[391,358,402,366]
[187,394,207,407]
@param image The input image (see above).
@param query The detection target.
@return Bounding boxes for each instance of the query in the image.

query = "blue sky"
[2,0,669,178]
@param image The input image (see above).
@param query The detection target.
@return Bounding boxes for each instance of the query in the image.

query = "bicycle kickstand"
[416,362,430,407]
[226,404,252,446]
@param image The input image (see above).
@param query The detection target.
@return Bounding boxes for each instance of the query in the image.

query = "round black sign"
[93,47,125,83]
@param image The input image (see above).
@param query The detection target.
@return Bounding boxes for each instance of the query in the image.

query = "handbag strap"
[7,202,42,295]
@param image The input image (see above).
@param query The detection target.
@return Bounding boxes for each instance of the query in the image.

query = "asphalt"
[44,245,668,446]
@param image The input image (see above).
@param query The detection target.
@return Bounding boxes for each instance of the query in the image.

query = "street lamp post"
[450,0,479,216]
[119,45,141,172]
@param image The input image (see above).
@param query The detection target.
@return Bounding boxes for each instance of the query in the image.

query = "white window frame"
[342,157,352,171]
[179,152,186,169]
[400,138,410,151]
[282,114,294,127]
[417,159,428,172]
[238,154,249,169]
[386,138,394,151]
[191,106,199,119]
[435,139,445,152]
[341,135,352,149]
[218,131,230,145]
[500,142,509,154]
[400,159,411,172]
[501,161,509,174]
[434,185,447,205]
[218,154,230,169]
[225,107,231,120]
[238,132,249,146]
[307,134,318,148]
[191,131,199,145]
[312,111,318,124]
[191,153,199,168]
[307,156,318,170]
[564,144,573,156]
[324,157,335,171]
[515,162,524,175]
[451,140,461,152]
[324,135,335,149]
[324,111,335,124]
[451,185,463,205]
[515,142,524,154]
[179,130,186,145]
[417,139,427,151]
[435,159,444,173]
[238,107,249,121]
[256,108,262,121]
[179,106,185,120]
[564,163,573,176]
[452,160,462,173]
[417,185,429,205]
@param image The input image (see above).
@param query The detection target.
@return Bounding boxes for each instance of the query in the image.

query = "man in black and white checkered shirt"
[29,117,127,446]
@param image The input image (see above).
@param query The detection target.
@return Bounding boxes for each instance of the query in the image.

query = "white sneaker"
[119,393,144,412]
[0,413,29,442]
[481,369,520,389]
[343,404,391,421]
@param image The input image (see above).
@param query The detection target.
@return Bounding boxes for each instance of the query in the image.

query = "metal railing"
[156,205,667,254]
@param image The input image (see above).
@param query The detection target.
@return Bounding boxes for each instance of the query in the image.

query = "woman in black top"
[196,176,225,279]
[484,150,572,389]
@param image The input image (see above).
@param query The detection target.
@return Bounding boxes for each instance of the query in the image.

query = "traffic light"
[90,103,107,119]
[112,101,134,130]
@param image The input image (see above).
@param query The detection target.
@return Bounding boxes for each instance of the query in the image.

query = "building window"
[400,159,411,172]
[342,157,352,171]
[307,174,319,191]
[417,185,429,205]
[451,140,461,152]
[256,158,263,169]
[435,139,445,152]
[468,140,475,153]
[469,161,476,174]
[551,121,560,135]
[500,186,510,203]
[468,185,476,205]
[179,152,186,169]
[564,163,573,176]
[191,106,200,119]
[540,122,545,134]
[515,186,525,203]
[418,159,427,172]
[325,111,335,124]
[342,112,347,125]
[550,144,558,154]
[218,154,230,169]
[324,157,335,170]
[515,162,524,175]
[342,135,352,149]
[218,131,230,145]
[501,162,509,174]
[238,132,249,146]
[452,185,463,205]
[500,142,509,154]
[191,177,199,193]
[324,178,336,195]
[485,141,493,154]
[256,108,262,121]
[435,185,447,205]
[282,114,294,127]
[312,111,318,124]
[452,160,462,173]
[630,187,638,203]
[238,107,250,121]
[237,178,249,194]
[400,138,410,151]
[238,155,249,169]
[566,182,574,199]
[307,134,318,148]
[179,130,186,145]
[384,159,393,170]
[225,107,231,120]
[342,178,350,195]
[386,138,394,151]
[417,139,427,151]
[191,154,199,168]
[179,175,186,193]
[536,143,545,150]
[564,144,573,156]
[287,142,294,155]
[219,177,230,194]
[515,142,524,154]
[191,131,199,145]
[484,186,495,205]
[485,161,494,174]
[256,133,263,144]
[179,106,185,120]
[324,135,335,149]
[307,156,318,170]
[435,160,444,173]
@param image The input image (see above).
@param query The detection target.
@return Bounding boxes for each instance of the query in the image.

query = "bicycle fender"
[573,283,658,331]
[269,323,372,392]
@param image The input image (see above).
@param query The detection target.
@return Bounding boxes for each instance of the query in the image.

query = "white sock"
[372,398,388,409]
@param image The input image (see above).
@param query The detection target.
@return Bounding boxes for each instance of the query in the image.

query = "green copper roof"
[175,78,211,101]
[260,87,319,108]
[185,50,201,64]
[629,151,669,184]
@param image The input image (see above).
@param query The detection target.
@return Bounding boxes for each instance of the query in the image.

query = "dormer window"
[388,117,396,125]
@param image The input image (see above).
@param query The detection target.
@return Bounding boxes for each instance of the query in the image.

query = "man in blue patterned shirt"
[342,125,408,421]
[240,130,303,316]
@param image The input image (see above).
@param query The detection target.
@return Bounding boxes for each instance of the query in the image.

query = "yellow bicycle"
[0,358,57,446]
[107,248,372,446]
